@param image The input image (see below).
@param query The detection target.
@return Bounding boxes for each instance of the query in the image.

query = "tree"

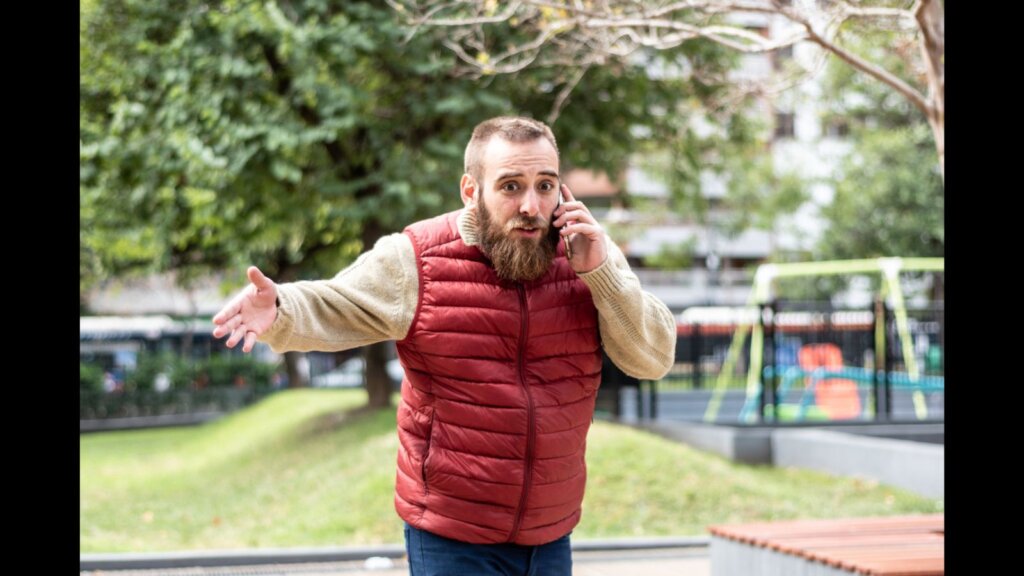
[801,23,943,303]
[81,0,738,407]
[819,124,942,260]
[816,22,942,263]
[391,0,944,178]
[651,109,807,233]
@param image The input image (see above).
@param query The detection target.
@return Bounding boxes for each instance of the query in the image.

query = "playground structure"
[702,257,944,423]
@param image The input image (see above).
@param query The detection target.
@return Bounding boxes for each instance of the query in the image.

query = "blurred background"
[80,0,943,559]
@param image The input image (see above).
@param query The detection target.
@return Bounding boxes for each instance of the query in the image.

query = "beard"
[477,200,560,282]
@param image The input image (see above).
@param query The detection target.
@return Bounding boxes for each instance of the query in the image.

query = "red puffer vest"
[394,210,603,545]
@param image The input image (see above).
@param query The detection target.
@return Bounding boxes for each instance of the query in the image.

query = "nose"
[519,188,540,217]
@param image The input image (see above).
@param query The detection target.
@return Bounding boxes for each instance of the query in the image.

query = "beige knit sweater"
[260,209,676,379]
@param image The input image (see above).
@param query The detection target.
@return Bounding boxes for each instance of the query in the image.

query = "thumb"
[247,266,275,291]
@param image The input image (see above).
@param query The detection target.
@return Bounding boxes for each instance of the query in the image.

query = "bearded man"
[212,116,677,576]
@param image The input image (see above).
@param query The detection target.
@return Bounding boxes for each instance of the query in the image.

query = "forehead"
[482,137,559,181]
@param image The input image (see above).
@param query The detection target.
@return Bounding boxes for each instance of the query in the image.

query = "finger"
[226,324,247,348]
[561,222,603,241]
[212,314,242,338]
[554,208,595,228]
[561,183,575,203]
[212,322,231,339]
[558,207,595,222]
[212,298,242,325]
[563,200,591,215]
[242,330,258,353]
[554,199,591,221]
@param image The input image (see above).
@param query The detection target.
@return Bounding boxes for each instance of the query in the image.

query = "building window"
[774,112,795,139]
[745,25,770,39]
[773,44,794,70]
[824,118,850,138]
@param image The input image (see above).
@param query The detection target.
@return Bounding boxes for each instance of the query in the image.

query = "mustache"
[505,215,549,231]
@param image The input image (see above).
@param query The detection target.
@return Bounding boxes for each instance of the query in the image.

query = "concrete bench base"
[712,536,857,576]
[635,421,943,499]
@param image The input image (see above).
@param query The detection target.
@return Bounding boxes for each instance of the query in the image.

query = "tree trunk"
[918,0,944,179]
[930,271,944,304]
[926,113,943,180]
[359,218,393,408]
[363,342,393,408]
[284,350,309,388]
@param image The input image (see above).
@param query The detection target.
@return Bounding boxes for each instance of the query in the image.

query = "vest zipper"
[508,284,535,542]
[421,410,435,494]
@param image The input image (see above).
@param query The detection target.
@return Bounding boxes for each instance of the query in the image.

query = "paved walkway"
[81,546,710,575]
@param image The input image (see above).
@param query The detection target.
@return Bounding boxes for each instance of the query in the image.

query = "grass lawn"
[81,389,941,552]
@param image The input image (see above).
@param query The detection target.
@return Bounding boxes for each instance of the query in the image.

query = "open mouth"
[513,227,541,236]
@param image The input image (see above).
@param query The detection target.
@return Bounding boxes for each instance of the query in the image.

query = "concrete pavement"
[81,543,711,575]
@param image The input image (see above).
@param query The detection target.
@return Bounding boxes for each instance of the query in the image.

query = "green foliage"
[81,362,104,393]
[81,1,445,288]
[80,350,284,416]
[643,237,697,269]
[81,350,280,419]
[125,352,177,393]
[820,124,943,260]
[816,25,943,262]
[771,275,848,303]
[80,0,734,297]
[107,351,278,393]
[200,354,277,390]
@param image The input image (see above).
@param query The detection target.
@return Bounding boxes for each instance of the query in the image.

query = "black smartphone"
[557,187,573,259]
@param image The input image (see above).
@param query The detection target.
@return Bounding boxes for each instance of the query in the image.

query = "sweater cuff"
[259,286,296,351]
[577,257,627,301]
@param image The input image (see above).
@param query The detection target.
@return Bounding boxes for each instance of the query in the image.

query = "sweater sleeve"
[258,233,419,353]
[577,240,677,380]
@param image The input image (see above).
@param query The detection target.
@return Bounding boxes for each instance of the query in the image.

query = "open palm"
[211,266,279,353]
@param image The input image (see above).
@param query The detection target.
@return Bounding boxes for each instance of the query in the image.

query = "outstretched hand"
[211,266,279,353]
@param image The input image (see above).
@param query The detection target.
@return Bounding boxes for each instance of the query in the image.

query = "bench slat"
[709,514,943,576]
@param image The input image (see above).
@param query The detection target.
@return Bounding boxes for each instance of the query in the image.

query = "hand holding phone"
[556,183,608,273]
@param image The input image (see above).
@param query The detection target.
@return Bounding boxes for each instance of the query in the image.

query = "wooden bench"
[709,514,943,575]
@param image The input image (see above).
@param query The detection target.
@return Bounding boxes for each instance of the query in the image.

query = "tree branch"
[390,0,944,177]
[798,17,931,117]
[546,65,589,125]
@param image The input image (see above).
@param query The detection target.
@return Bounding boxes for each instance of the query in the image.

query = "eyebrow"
[495,170,560,181]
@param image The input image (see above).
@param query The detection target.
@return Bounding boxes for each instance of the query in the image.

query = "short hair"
[464,116,559,184]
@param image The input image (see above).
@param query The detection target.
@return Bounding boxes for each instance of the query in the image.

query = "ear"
[460,174,478,207]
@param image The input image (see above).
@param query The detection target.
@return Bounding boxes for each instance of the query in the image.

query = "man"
[212,116,676,575]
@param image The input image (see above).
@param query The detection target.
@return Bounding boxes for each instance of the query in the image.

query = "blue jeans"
[403,522,572,576]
